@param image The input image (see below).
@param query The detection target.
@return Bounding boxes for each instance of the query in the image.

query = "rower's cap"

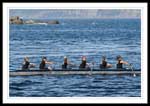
[64,56,67,59]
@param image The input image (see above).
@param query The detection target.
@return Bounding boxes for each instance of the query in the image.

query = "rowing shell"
[10,69,141,76]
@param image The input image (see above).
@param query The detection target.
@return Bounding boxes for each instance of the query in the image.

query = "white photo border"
[3,3,148,104]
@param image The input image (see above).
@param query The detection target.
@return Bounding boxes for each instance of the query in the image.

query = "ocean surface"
[9,19,141,97]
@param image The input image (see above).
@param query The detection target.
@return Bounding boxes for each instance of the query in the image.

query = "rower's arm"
[29,63,36,68]
[67,61,71,64]
[107,63,113,68]
[46,61,53,64]
[86,63,90,66]
[67,61,75,65]
[121,61,128,65]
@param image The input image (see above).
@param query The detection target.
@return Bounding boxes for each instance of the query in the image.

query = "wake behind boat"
[10,68,141,76]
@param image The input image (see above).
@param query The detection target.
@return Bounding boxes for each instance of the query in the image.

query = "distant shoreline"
[10,16,60,25]
[21,17,141,20]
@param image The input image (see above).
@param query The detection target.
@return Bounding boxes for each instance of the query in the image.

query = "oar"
[29,63,36,68]
[89,56,95,74]
[91,62,95,70]
[129,63,136,77]
[48,61,56,70]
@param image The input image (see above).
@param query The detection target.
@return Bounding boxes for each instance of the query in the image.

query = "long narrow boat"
[10,69,141,76]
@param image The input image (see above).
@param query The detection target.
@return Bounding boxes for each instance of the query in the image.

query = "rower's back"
[39,58,46,69]
[22,61,30,70]
[100,60,107,68]
[117,60,123,69]
[62,58,68,69]
[22,57,30,70]
[79,60,86,69]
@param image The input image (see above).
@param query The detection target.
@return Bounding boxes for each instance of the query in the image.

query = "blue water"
[9,19,141,97]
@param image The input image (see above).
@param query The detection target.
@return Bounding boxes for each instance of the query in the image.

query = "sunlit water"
[9,19,141,97]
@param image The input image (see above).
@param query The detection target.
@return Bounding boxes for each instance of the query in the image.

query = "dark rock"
[10,16,24,24]
[47,20,59,24]
[10,16,60,25]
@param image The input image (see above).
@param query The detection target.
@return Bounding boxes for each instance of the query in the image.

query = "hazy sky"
[10,9,141,19]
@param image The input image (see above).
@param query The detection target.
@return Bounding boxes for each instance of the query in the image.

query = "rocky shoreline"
[10,16,59,25]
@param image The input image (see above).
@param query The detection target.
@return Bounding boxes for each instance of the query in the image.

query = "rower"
[79,56,90,70]
[100,56,112,68]
[22,57,30,70]
[62,56,75,69]
[62,56,69,69]
[116,55,129,69]
[39,57,54,70]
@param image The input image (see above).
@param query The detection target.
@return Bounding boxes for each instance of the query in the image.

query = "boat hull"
[10,69,141,76]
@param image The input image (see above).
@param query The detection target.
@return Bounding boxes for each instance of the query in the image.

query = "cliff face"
[10,9,141,19]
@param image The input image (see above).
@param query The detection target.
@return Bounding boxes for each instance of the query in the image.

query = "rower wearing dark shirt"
[100,56,112,68]
[22,57,30,70]
[62,56,76,69]
[79,56,90,70]
[39,57,53,70]
[62,56,69,69]
[116,55,129,69]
